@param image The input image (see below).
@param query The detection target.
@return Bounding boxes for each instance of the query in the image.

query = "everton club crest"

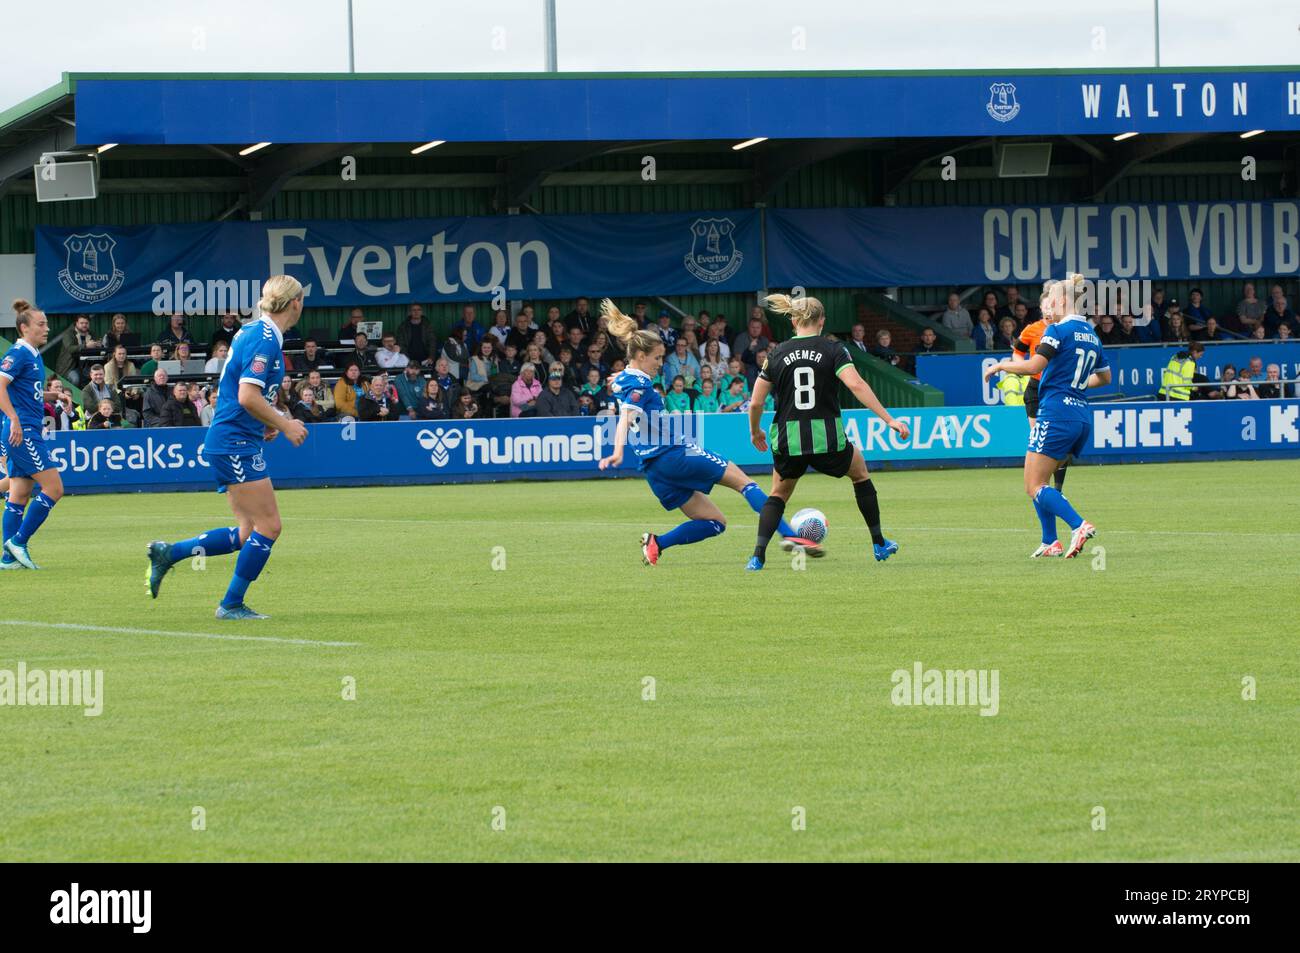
[684,217,743,284]
[57,233,125,304]
[986,83,1020,123]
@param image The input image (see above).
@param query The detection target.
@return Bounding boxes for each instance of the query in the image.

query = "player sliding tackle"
[746,294,910,571]
[983,274,1110,559]
[596,299,820,565]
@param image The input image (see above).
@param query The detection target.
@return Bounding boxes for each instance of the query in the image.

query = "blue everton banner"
[75,71,1300,145]
[766,201,1300,288]
[34,211,761,314]
[917,341,1300,405]
[41,401,1297,494]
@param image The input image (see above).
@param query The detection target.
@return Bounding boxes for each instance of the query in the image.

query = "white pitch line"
[0,620,358,647]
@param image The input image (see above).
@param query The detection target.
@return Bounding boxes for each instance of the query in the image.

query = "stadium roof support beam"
[495,141,629,210]
[1083,133,1208,201]
[746,139,866,204]
[881,138,994,199]
[246,143,370,212]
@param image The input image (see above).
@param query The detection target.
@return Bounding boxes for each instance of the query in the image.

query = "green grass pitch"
[0,459,1296,861]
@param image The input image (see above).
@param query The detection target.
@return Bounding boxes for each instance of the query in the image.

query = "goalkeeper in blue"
[147,276,308,618]
[596,300,819,565]
[984,274,1110,560]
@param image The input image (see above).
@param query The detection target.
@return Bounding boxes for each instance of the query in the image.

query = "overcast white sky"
[1,0,1296,112]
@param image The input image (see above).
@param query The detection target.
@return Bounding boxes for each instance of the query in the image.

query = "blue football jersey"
[0,340,47,430]
[206,317,285,455]
[609,368,676,464]
[1036,315,1109,422]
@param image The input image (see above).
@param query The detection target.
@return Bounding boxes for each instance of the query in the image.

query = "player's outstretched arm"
[748,377,771,451]
[984,354,1047,381]
[1086,367,1112,389]
[0,377,20,446]
[237,382,307,447]
[838,366,909,440]
[599,406,632,469]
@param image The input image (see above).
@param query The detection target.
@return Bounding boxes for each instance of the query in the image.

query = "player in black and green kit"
[746,293,911,571]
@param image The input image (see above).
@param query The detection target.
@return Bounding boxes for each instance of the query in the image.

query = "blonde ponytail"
[257,275,303,315]
[600,298,663,359]
[764,293,825,331]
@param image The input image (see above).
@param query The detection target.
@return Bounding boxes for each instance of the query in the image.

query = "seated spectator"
[663,375,691,413]
[1096,315,1124,345]
[45,383,81,430]
[441,326,470,375]
[142,368,171,427]
[393,362,427,417]
[358,375,396,421]
[664,338,701,388]
[456,304,484,353]
[505,310,538,353]
[301,338,336,376]
[565,297,596,337]
[465,339,497,401]
[980,291,1001,325]
[536,364,580,417]
[693,378,720,413]
[1278,322,1293,342]
[1113,314,1139,346]
[81,363,119,415]
[337,307,365,346]
[55,314,101,386]
[915,326,944,355]
[210,313,241,350]
[846,323,871,355]
[994,317,1018,351]
[450,389,480,420]
[200,390,218,426]
[487,309,511,349]
[1194,316,1234,342]
[300,370,335,419]
[333,363,364,419]
[1162,309,1190,343]
[733,316,771,370]
[102,314,134,351]
[1249,324,1268,341]
[434,356,460,400]
[1227,370,1258,400]
[1256,364,1284,399]
[1147,286,1168,326]
[375,333,408,371]
[719,377,748,412]
[511,363,542,417]
[205,341,230,375]
[395,303,437,366]
[293,387,328,423]
[171,340,202,373]
[999,286,1024,322]
[103,344,136,391]
[870,329,902,366]
[654,310,678,349]
[416,378,452,420]
[157,313,193,350]
[345,332,376,372]
[702,319,732,359]
[1234,282,1265,334]
[162,381,199,427]
[940,292,972,337]
[972,307,1000,350]
[748,305,775,341]
[719,357,749,399]
[1262,296,1296,337]
[87,397,124,430]
[1183,288,1211,330]
[579,367,605,401]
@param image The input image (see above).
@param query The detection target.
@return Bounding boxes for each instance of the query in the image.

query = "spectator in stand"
[1163,308,1190,343]
[142,368,171,427]
[1184,289,1211,331]
[87,397,124,430]
[210,313,241,350]
[497,342,521,378]
[465,338,497,403]
[1256,364,1283,399]
[870,329,902,367]
[700,338,728,381]
[546,318,570,356]
[433,356,459,401]
[994,317,1018,351]
[102,314,133,351]
[999,286,1024,322]
[631,301,650,328]
[293,386,328,424]
[536,364,580,417]
[337,307,365,346]
[1195,316,1233,342]
[80,363,118,415]
[522,342,547,379]
[302,370,335,419]
[505,309,538,353]
[551,346,577,388]
[1278,322,1293,342]
[103,345,136,391]
[653,309,677,350]
[161,381,199,427]
[1228,369,1259,400]
[511,362,542,417]
[357,375,395,421]
[157,313,192,350]
[1246,356,1265,380]
[1096,314,1123,346]
[748,305,775,340]
[662,375,691,413]
[449,389,480,420]
[846,323,871,355]
[413,378,450,420]
[704,317,733,356]
[441,326,470,376]
[971,308,998,350]
[663,337,701,388]
[565,297,596,337]
[1114,314,1140,346]
[1235,282,1265,334]
[375,332,409,371]
[1262,296,1296,337]
[940,292,973,338]
[693,378,720,413]
[45,383,80,430]
[916,326,944,355]
[297,337,333,373]
[487,309,511,349]
[1148,287,1168,326]
[1134,301,1164,344]
[392,303,434,367]
[138,343,165,378]
[205,341,230,375]
[719,357,748,398]
[980,291,1001,323]
[579,366,605,401]
[1208,365,1236,400]
[54,313,101,385]
[346,332,376,373]
[719,377,748,413]
[1249,324,1268,342]
[172,341,198,372]
[455,304,484,352]
[733,316,771,370]
[392,363,425,417]
[333,363,363,419]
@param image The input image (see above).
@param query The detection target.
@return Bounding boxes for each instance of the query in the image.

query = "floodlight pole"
[347,0,356,73]
[544,0,558,72]
[1154,0,1161,68]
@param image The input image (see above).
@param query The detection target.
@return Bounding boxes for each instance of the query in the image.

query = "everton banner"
[766,201,1300,287]
[916,340,1300,405]
[34,211,761,314]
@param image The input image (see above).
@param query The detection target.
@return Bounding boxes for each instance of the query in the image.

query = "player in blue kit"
[146,276,308,618]
[595,300,818,564]
[0,300,64,570]
[985,274,1111,559]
